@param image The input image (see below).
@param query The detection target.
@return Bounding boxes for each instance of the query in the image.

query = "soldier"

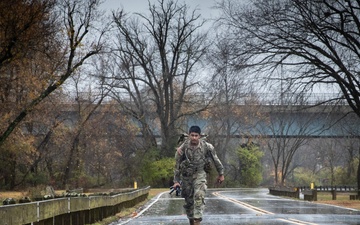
[173,125,224,225]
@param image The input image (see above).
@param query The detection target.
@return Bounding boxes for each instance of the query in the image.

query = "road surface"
[112,188,360,225]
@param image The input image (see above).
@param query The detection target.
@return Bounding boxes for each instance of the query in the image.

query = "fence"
[0,186,150,225]
[269,186,359,201]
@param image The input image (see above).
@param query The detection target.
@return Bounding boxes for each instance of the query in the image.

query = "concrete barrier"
[303,189,317,201]
[268,187,300,199]
[0,186,150,225]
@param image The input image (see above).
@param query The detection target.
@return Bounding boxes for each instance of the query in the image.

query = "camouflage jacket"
[173,140,224,183]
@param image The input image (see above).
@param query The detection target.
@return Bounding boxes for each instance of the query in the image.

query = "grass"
[315,192,360,210]
[317,192,352,201]
[0,191,25,199]
[0,190,66,200]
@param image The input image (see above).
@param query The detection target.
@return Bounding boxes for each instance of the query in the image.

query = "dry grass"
[148,188,168,197]
[0,189,67,201]
[0,190,34,205]
[316,192,360,210]
[0,188,166,202]
[316,200,360,210]
[0,191,26,199]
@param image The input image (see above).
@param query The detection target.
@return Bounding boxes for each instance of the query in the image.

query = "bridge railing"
[0,186,150,225]
[61,91,346,106]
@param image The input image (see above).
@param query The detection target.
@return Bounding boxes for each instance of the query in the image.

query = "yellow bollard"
[134,181,137,189]
[310,182,314,189]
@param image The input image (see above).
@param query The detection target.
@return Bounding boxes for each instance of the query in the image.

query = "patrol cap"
[189,125,201,134]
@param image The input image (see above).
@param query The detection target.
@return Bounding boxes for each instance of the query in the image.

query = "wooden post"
[331,190,336,200]
[313,189,317,201]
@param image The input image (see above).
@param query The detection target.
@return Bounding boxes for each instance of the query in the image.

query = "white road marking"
[117,191,168,225]
[213,191,319,225]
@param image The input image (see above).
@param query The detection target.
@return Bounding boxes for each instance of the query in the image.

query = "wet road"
[113,188,360,225]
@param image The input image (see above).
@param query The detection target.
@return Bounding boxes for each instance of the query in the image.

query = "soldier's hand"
[217,175,224,184]
[173,182,181,189]
[176,147,183,155]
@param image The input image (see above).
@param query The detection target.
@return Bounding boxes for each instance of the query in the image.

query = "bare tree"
[61,70,112,189]
[259,104,324,186]
[108,0,210,156]
[334,114,360,184]
[216,0,360,108]
[15,94,67,188]
[206,37,252,155]
[204,36,263,186]
[0,0,110,189]
[0,0,108,146]
[216,0,360,190]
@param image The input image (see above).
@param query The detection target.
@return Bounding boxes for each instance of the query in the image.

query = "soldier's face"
[189,132,200,145]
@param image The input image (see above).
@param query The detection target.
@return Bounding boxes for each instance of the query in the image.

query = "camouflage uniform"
[174,139,224,221]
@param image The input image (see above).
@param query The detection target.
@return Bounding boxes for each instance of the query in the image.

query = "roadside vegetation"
[316,192,360,211]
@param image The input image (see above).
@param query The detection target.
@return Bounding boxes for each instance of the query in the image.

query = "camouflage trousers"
[181,171,207,220]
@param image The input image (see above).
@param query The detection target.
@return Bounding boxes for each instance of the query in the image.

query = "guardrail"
[302,189,318,201]
[269,186,359,201]
[0,186,150,225]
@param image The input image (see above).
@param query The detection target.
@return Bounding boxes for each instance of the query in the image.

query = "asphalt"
[112,188,360,225]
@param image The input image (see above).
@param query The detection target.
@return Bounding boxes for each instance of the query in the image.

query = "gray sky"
[102,0,220,21]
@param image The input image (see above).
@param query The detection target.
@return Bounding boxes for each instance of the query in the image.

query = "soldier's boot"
[189,219,194,225]
[194,218,201,225]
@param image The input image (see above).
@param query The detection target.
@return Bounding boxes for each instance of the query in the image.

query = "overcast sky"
[101,0,220,21]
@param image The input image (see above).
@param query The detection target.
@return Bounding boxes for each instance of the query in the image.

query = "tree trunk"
[141,122,157,150]
[160,123,178,157]
[274,164,279,185]
[63,134,80,189]
[358,147,360,196]
[9,156,16,190]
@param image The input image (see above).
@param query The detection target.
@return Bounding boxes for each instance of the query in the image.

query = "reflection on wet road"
[113,188,360,225]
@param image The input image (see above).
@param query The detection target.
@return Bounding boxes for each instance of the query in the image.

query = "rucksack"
[177,133,208,145]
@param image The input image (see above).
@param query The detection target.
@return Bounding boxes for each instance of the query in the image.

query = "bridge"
[57,100,360,138]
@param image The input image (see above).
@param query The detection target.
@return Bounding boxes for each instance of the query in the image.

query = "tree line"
[0,0,359,191]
